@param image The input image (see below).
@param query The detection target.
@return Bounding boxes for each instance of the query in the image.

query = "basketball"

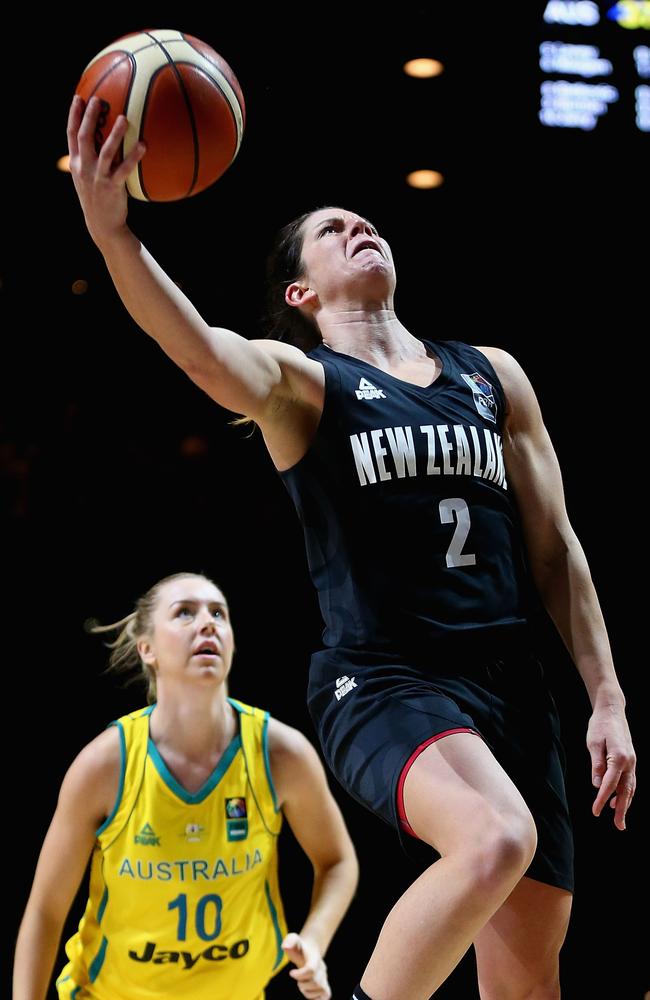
[74,29,245,202]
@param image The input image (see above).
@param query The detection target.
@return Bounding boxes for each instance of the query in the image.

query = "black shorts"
[307,639,574,893]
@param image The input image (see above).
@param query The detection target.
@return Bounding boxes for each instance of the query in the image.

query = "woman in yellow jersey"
[13,572,359,1000]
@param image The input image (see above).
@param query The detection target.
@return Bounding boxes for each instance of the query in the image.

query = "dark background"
[3,5,647,997]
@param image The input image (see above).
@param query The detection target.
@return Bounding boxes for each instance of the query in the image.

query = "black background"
[3,5,647,998]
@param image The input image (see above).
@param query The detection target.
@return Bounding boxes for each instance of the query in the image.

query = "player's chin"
[193,664,225,682]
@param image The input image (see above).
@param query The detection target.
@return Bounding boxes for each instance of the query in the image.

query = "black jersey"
[280,339,531,653]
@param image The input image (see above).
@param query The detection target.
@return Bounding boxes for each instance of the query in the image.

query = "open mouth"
[351,240,382,258]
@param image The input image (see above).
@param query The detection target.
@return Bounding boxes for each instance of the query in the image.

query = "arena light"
[403,58,444,78]
[406,170,444,189]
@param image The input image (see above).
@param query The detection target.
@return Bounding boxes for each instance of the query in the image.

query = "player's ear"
[138,638,156,667]
[285,281,318,311]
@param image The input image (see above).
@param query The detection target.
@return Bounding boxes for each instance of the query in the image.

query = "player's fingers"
[588,740,607,790]
[76,96,103,157]
[592,763,621,816]
[290,964,318,981]
[613,775,636,830]
[298,983,330,1000]
[96,114,129,173]
[66,94,85,158]
[112,140,146,186]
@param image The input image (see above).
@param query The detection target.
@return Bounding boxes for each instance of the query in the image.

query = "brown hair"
[231,207,325,429]
[261,207,328,350]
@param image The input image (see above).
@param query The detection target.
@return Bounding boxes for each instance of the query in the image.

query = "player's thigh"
[402,731,537,856]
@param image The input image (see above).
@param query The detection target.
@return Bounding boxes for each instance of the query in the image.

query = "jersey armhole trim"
[262,712,281,813]
[96,720,126,837]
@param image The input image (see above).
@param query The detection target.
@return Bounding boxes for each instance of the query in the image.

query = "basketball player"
[13,573,358,1000]
[63,96,636,1000]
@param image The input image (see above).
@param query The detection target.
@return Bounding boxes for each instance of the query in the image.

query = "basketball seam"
[174,63,241,161]
[181,33,244,125]
[143,31,199,199]
[87,52,137,166]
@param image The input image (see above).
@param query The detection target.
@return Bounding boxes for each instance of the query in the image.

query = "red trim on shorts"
[397,728,482,838]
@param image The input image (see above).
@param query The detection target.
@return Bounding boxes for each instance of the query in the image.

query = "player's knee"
[471,813,537,888]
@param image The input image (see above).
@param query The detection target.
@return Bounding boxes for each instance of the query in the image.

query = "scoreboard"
[539,1,650,131]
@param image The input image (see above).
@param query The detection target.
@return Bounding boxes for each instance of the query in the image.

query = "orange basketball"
[75,29,245,202]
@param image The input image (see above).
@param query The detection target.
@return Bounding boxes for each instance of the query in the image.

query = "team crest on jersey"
[183,822,205,843]
[460,372,497,424]
[225,797,248,842]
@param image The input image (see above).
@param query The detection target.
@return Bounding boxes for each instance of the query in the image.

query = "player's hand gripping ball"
[75,29,245,202]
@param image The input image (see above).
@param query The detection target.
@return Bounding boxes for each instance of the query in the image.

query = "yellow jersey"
[57,698,288,1000]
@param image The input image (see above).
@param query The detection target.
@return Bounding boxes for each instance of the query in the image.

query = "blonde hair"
[87,572,220,704]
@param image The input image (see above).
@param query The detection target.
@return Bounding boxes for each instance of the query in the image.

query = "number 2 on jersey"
[439,498,476,568]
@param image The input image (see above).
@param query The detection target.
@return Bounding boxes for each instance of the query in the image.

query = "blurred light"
[539,80,619,129]
[540,41,613,76]
[71,279,88,295]
[180,435,210,458]
[635,44,650,75]
[57,155,71,172]
[544,1,600,25]
[607,2,650,29]
[637,84,650,127]
[406,170,444,189]
[403,58,444,78]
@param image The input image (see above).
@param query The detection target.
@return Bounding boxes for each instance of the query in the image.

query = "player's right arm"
[12,727,121,1000]
[67,96,321,428]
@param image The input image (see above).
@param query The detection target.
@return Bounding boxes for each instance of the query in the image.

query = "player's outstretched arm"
[67,95,310,423]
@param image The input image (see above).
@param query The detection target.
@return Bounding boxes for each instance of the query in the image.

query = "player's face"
[140,576,235,687]
[298,207,395,302]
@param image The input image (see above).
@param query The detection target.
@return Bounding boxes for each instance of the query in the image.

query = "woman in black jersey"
[66,95,636,1000]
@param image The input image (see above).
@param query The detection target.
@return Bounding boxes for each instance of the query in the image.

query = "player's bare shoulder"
[473,345,542,431]
[265,717,323,806]
[473,345,522,385]
[60,724,123,826]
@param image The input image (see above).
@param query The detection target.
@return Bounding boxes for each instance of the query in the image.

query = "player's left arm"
[268,719,359,999]
[479,346,636,831]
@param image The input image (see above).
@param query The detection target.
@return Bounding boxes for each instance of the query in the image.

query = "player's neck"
[320,311,424,365]
[150,689,237,760]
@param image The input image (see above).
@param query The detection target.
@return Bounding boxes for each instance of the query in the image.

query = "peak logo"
[135,823,160,846]
[334,676,357,701]
[355,378,386,400]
